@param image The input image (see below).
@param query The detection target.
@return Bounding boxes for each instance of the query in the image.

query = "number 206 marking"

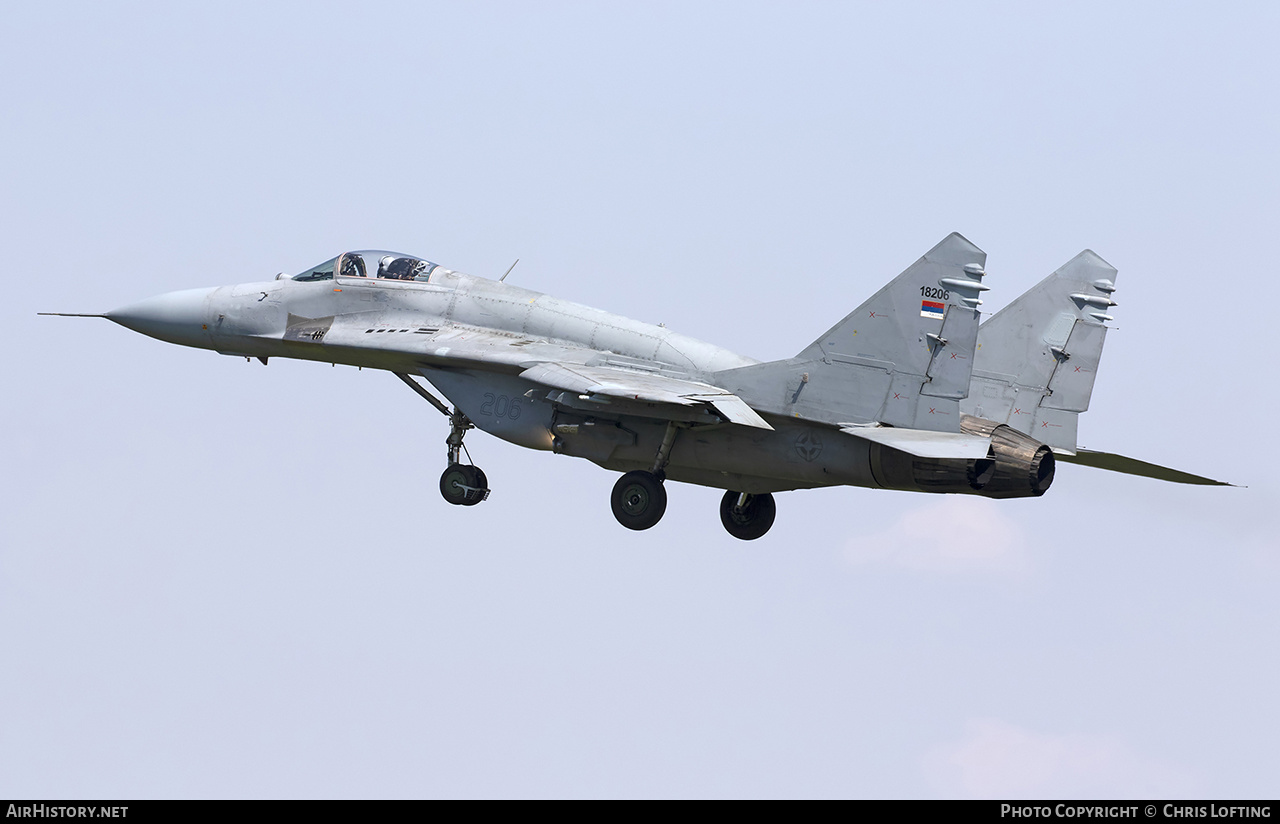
[480,393,522,419]
[920,286,950,300]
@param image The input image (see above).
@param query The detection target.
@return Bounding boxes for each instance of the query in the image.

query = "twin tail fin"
[960,250,1117,451]
[718,232,989,432]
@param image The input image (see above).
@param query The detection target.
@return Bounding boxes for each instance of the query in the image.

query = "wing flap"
[686,392,773,430]
[839,425,992,459]
[520,363,773,429]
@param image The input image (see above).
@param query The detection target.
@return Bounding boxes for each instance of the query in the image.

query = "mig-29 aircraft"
[44,233,1229,539]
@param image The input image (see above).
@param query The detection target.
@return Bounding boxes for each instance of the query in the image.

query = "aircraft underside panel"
[418,369,880,492]
[583,416,881,494]
[419,369,558,451]
[417,368,1058,498]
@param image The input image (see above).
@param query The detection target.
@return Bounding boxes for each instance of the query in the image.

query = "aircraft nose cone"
[106,287,217,348]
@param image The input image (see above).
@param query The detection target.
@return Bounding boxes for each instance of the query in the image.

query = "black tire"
[611,471,667,531]
[719,490,776,540]
[464,466,489,506]
[440,463,482,506]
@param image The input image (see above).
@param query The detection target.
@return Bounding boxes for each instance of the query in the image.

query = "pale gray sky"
[2,1,1275,798]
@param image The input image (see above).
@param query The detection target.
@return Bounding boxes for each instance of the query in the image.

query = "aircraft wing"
[839,424,992,458]
[321,320,773,429]
[1055,448,1236,486]
[520,363,773,430]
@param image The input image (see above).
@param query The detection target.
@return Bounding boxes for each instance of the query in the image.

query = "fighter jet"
[44,233,1230,539]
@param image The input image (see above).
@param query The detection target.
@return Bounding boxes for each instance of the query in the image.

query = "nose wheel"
[441,463,489,506]
[393,374,492,507]
[720,490,776,540]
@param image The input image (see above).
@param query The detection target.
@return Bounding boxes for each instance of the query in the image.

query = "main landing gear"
[611,470,667,530]
[394,373,490,507]
[609,421,679,531]
[604,423,777,540]
[609,474,778,540]
[719,491,776,541]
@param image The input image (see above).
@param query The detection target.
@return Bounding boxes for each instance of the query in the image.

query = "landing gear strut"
[439,408,490,505]
[609,422,680,531]
[394,373,490,506]
[719,490,776,540]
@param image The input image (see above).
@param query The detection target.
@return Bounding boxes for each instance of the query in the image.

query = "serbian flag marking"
[920,300,945,319]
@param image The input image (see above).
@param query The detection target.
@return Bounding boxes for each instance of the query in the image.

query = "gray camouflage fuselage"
[114,268,893,494]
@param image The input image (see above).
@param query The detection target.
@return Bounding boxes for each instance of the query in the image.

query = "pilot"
[379,256,423,280]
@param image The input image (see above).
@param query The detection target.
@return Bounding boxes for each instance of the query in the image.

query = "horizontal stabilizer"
[521,362,772,429]
[839,425,992,459]
[1055,449,1235,486]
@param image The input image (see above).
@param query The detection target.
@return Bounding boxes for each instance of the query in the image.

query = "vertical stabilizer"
[719,233,989,431]
[961,250,1118,451]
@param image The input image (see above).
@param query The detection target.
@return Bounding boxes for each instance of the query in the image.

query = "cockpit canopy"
[291,251,447,283]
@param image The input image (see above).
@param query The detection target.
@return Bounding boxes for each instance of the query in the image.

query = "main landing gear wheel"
[440,463,489,506]
[611,470,667,531]
[719,491,776,540]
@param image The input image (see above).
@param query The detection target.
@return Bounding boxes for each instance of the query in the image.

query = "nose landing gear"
[439,408,490,505]
[441,463,489,506]
[395,373,491,506]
